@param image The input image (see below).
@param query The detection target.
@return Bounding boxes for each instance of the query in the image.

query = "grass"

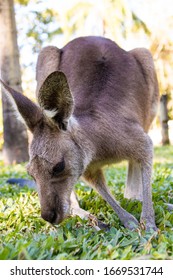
[0,146,173,260]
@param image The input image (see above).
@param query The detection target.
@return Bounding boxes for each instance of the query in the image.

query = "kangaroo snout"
[41,209,58,224]
[41,204,69,224]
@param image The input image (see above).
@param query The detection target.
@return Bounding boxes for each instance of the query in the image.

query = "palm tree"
[0,0,29,164]
[149,16,173,145]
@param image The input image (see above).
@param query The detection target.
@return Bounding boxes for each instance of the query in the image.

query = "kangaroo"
[1,36,159,231]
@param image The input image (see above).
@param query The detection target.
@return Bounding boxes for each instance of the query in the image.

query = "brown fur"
[1,36,159,231]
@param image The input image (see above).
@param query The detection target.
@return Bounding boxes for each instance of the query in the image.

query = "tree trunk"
[160,94,170,145]
[0,0,29,164]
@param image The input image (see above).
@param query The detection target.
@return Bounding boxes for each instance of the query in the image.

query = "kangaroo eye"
[52,160,65,177]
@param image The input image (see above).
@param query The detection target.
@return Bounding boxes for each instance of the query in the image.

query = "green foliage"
[15,1,62,53]
[15,0,30,5]
[26,9,62,52]
[0,147,173,260]
[131,12,151,35]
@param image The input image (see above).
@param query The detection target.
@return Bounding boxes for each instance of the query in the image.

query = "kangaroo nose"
[41,210,57,224]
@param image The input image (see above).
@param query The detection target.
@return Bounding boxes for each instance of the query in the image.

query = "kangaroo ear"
[0,79,43,132]
[38,71,74,130]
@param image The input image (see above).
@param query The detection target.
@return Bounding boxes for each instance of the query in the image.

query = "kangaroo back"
[37,36,158,133]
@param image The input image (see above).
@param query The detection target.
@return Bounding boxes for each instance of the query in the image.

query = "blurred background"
[0,0,173,164]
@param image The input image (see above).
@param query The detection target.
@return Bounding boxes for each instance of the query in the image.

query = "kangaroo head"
[0,71,84,224]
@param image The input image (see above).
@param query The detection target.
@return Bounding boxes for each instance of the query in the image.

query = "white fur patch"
[68,116,79,129]
[44,108,58,118]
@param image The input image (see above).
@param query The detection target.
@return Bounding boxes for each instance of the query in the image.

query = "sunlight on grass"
[154,145,173,164]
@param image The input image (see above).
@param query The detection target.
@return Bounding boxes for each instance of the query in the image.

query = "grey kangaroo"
[1,36,159,231]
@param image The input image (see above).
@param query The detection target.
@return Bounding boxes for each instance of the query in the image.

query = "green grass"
[0,146,173,260]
